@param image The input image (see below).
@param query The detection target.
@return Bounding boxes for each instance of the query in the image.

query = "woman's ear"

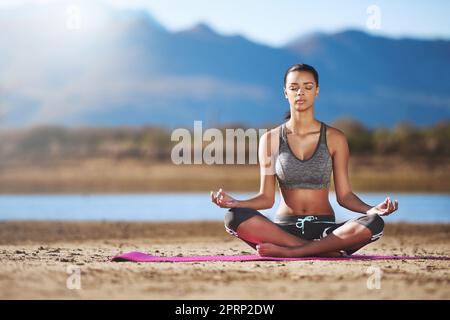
[315,87,320,97]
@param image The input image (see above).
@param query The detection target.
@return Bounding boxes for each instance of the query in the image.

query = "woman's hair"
[283,63,319,120]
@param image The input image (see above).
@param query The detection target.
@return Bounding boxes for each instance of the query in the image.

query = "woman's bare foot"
[256,243,291,257]
[257,243,349,258]
[318,250,348,258]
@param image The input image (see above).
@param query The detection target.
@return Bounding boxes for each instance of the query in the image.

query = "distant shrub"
[0,120,449,165]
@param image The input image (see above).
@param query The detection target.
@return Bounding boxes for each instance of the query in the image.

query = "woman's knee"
[355,214,385,242]
[224,207,264,235]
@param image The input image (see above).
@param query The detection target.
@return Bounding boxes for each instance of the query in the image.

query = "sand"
[0,221,449,299]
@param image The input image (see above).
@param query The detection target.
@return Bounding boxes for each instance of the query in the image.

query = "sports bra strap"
[281,122,325,144]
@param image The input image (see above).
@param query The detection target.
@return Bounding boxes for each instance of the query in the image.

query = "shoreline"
[1,220,449,244]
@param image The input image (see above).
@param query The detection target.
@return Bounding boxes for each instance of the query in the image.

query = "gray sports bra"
[275,121,332,189]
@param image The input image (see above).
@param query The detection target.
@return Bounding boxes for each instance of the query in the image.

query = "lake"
[0,192,449,223]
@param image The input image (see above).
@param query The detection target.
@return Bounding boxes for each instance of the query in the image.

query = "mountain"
[285,29,450,126]
[0,3,449,129]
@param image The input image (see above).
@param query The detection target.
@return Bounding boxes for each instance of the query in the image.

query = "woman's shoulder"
[261,124,282,139]
[324,123,348,152]
[258,125,282,152]
[324,123,346,138]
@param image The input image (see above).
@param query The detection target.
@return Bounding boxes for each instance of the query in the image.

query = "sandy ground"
[0,221,449,299]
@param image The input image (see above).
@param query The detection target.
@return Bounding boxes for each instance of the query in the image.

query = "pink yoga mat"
[111,251,450,262]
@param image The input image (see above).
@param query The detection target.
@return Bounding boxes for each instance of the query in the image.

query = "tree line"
[0,118,448,165]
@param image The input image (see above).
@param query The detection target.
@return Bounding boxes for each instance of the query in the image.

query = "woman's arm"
[331,129,398,215]
[211,129,277,210]
[330,129,373,214]
[337,192,372,214]
[233,174,276,210]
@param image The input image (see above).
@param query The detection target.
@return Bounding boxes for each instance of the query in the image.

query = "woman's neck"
[287,110,320,134]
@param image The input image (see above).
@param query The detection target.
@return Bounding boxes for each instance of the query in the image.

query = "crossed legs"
[224,208,383,257]
[256,220,374,257]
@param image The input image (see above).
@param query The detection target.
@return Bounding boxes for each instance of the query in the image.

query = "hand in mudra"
[211,188,239,208]
[366,196,398,216]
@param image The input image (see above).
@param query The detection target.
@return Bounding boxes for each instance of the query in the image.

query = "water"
[0,192,449,223]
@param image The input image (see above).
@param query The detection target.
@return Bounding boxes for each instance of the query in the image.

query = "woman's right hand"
[211,188,240,208]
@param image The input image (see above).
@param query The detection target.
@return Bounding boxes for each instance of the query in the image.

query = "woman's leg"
[224,207,308,248]
[224,208,344,257]
[257,214,384,257]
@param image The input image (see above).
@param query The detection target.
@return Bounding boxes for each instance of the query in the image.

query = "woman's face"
[284,70,319,112]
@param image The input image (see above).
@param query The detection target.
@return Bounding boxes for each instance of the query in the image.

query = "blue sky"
[2,0,450,46]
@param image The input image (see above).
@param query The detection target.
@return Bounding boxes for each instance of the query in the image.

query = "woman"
[211,63,398,258]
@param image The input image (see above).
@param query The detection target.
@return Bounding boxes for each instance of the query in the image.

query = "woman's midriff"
[275,188,335,217]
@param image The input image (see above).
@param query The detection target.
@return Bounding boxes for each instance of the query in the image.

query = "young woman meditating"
[211,63,398,257]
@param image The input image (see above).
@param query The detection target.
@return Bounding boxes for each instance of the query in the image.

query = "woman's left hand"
[366,196,398,216]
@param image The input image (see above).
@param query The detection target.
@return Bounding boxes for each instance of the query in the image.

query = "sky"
[1,0,450,46]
